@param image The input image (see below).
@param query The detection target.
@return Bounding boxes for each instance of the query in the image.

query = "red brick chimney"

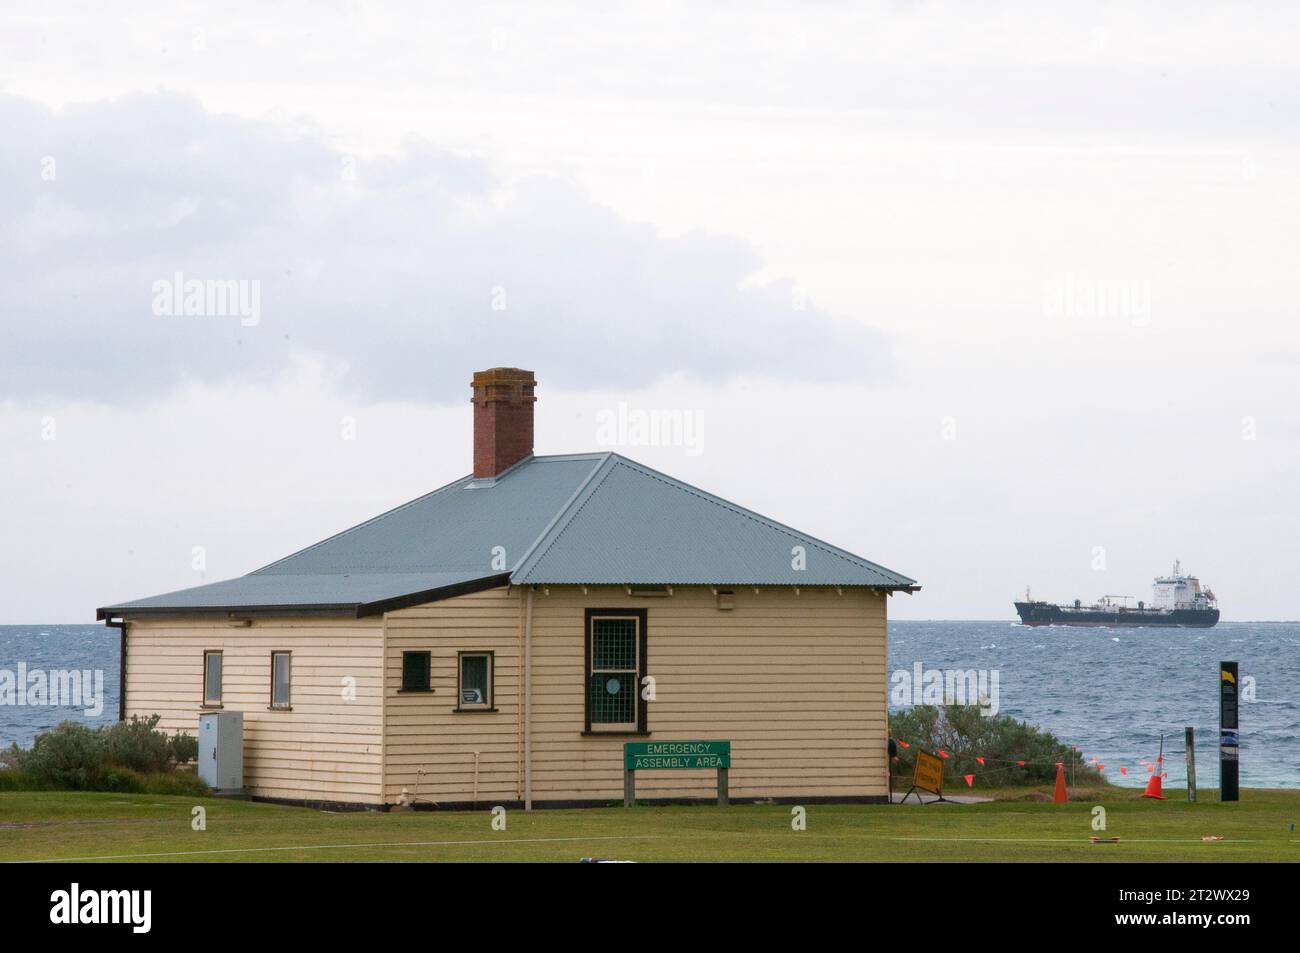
[471,367,537,478]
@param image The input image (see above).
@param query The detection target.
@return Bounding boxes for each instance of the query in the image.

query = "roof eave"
[96,572,512,622]
[97,604,366,622]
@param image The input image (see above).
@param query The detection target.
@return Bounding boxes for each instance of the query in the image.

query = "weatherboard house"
[99,368,917,809]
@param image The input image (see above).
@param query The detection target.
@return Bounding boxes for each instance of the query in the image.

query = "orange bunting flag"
[898,741,910,748]
[1016,760,1025,766]
[1119,766,1127,775]
[976,757,985,765]
[964,774,974,787]
[1162,771,1168,779]
[938,750,950,759]
[1098,764,1105,771]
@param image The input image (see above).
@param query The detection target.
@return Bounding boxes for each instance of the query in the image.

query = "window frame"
[202,650,223,708]
[455,650,495,712]
[269,650,292,711]
[400,650,432,693]
[583,608,648,735]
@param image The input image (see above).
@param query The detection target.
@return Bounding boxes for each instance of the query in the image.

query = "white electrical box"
[198,711,244,792]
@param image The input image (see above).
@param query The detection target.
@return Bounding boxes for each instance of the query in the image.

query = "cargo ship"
[1014,562,1219,628]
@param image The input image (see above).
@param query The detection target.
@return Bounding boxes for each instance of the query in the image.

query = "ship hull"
[1014,602,1219,628]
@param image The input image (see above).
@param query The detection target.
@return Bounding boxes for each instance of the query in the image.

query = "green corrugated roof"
[99,452,915,618]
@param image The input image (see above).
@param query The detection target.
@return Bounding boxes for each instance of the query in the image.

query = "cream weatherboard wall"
[382,587,524,805]
[381,585,889,806]
[530,586,888,802]
[123,617,385,805]
[124,586,889,808]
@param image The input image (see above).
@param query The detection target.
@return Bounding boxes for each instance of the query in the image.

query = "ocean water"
[0,624,122,746]
[1,621,1296,789]
[890,620,1299,789]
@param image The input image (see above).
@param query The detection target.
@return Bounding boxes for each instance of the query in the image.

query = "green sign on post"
[624,740,731,771]
[622,740,732,807]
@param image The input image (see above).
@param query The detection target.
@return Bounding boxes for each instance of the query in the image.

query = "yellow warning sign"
[913,750,945,795]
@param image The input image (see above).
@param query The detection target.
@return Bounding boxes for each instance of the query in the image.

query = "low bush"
[889,704,1104,786]
[104,714,173,774]
[169,730,199,765]
[2,716,208,794]
[20,721,106,790]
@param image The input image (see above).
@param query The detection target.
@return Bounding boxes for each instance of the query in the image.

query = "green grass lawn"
[2,788,1297,862]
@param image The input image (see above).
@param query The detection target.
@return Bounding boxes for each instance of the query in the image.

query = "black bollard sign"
[1219,661,1239,802]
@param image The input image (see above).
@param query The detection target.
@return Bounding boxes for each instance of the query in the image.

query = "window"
[270,651,291,710]
[203,651,223,707]
[402,651,431,692]
[457,652,494,710]
[585,610,647,733]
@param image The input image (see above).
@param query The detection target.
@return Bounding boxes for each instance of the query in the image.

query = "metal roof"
[99,452,915,618]
[514,455,915,588]
[254,454,605,576]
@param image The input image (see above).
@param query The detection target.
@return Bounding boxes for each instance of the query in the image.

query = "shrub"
[169,731,199,765]
[0,742,23,770]
[4,715,210,794]
[21,721,106,790]
[889,704,1104,786]
[103,714,172,773]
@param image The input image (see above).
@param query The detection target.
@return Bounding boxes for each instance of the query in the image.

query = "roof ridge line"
[508,452,615,580]
[249,471,473,575]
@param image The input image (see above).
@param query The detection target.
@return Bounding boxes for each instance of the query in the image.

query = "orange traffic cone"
[1140,772,1167,800]
[1053,762,1068,804]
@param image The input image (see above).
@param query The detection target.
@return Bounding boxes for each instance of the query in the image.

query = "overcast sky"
[2,1,1297,622]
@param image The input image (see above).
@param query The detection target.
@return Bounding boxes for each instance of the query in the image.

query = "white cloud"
[1,92,891,404]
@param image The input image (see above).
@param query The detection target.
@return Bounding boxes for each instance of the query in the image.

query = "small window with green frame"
[401,651,431,692]
[585,609,647,733]
[457,651,494,710]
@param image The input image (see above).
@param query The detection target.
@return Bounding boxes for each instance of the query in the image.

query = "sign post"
[623,740,731,807]
[1184,726,1197,802]
[899,750,948,804]
[1219,661,1239,802]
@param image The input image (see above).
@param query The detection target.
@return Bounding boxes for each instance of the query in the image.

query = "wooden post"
[1185,726,1197,802]
[623,768,635,808]
[717,767,729,806]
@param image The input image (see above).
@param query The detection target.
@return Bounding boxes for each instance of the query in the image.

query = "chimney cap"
[472,367,536,387]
